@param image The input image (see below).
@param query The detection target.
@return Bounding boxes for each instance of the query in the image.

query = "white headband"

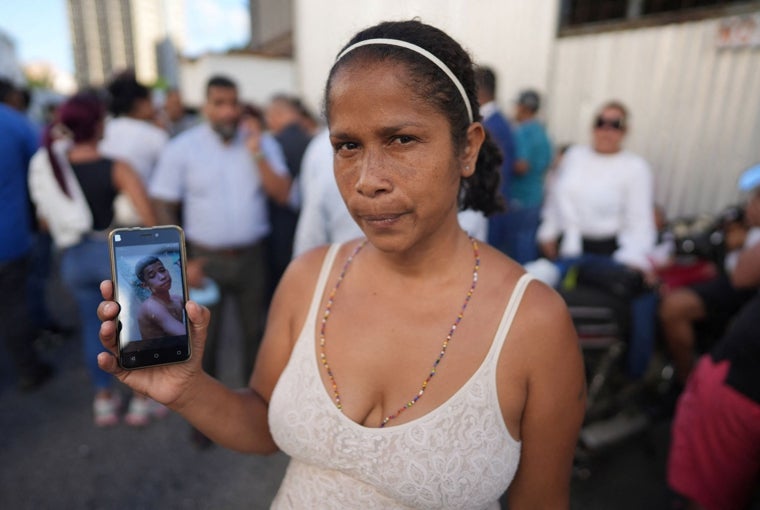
[335,38,473,123]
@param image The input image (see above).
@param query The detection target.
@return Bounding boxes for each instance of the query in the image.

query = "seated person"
[536,101,657,378]
[537,101,656,275]
[135,256,185,339]
[667,176,760,509]
[659,196,760,386]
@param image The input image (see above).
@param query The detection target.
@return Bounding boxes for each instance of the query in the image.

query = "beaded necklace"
[319,237,480,428]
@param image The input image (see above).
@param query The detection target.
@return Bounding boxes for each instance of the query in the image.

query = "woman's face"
[592,106,627,155]
[327,60,481,252]
[140,261,172,294]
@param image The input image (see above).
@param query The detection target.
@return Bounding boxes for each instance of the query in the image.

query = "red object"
[668,357,760,510]
[657,259,717,293]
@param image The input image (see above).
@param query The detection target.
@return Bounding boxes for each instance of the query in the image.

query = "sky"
[0,0,250,76]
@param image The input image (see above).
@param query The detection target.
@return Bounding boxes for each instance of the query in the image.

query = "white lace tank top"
[268,244,532,509]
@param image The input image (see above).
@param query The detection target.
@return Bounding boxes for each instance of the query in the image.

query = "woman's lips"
[360,213,404,225]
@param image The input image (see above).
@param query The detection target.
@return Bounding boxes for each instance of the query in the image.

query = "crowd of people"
[1,16,758,509]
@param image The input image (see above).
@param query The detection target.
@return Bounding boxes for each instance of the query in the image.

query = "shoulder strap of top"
[303,244,342,326]
[488,273,536,359]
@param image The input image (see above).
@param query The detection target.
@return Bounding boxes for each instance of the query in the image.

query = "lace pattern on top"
[269,244,532,509]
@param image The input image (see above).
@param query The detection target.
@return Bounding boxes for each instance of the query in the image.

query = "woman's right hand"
[96,280,209,409]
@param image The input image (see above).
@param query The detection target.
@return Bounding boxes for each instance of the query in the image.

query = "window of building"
[559,0,759,33]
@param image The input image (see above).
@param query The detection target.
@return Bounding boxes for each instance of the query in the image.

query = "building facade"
[67,0,184,87]
[0,30,26,85]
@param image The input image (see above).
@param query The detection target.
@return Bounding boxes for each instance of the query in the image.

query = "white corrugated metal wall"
[294,2,760,219]
[547,16,760,218]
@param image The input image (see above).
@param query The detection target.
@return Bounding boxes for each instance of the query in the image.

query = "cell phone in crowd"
[108,225,191,369]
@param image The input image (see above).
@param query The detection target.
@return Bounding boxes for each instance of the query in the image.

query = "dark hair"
[324,20,504,215]
[597,100,629,126]
[241,102,266,127]
[474,66,496,98]
[135,256,161,282]
[43,91,106,196]
[106,72,150,117]
[206,75,237,97]
[0,77,15,104]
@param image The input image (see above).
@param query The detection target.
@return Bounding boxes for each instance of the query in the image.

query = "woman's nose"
[355,148,392,198]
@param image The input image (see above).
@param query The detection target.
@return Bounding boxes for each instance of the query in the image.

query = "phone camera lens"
[154,233,159,238]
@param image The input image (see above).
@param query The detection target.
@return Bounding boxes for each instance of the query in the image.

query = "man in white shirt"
[150,75,291,400]
[293,129,362,257]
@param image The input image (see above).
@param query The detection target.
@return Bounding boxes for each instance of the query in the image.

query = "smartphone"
[108,225,191,369]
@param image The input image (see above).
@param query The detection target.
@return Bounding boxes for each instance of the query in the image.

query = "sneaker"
[94,393,121,427]
[125,396,151,427]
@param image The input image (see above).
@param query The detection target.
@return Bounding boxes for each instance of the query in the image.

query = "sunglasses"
[594,116,625,130]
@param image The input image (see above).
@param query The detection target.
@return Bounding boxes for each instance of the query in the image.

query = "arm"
[506,283,585,508]
[537,182,561,260]
[151,199,180,226]
[96,247,327,454]
[248,131,292,206]
[731,241,760,288]
[112,160,157,227]
[513,124,529,176]
[293,130,335,257]
[180,246,325,452]
[614,161,657,271]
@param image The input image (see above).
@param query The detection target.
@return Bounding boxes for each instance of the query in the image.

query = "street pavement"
[0,274,746,510]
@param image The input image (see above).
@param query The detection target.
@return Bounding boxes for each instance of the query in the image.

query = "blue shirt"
[150,123,289,248]
[512,119,552,208]
[0,104,39,261]
[481,103,516,200]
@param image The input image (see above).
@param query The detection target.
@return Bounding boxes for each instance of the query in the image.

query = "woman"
[28,91,157,426]
[537,101,658,379]
[537,101,656,270]
[97,21,584,508]
[99,72,169,226]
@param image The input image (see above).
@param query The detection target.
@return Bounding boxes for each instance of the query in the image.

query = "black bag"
[564,261,645,301]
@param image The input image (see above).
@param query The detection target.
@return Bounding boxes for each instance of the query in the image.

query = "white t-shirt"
[538,144,656,270]
[150,123,289,248]
[99,117,169,183]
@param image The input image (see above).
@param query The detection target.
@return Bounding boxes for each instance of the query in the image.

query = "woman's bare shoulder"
[479,245,575,351]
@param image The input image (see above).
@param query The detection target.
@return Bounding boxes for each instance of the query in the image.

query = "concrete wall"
[179,53,296,108]
[293,0,559,120]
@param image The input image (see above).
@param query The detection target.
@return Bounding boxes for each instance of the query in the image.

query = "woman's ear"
[461,122,485,178]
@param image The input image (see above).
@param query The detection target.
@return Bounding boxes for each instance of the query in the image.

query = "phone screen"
[109,226,191,369]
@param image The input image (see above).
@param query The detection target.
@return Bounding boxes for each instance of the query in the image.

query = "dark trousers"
[0,256,43,379]
[191,242,267,383]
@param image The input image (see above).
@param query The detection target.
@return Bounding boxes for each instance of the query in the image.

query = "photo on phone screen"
[109,226,191,369]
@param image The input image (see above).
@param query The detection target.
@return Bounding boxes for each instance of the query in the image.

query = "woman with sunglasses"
[537,101,658,379]
[537,101,656,271]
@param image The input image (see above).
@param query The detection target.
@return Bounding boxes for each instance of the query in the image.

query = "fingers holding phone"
[96,278,211,407]
[108,226,194,369]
